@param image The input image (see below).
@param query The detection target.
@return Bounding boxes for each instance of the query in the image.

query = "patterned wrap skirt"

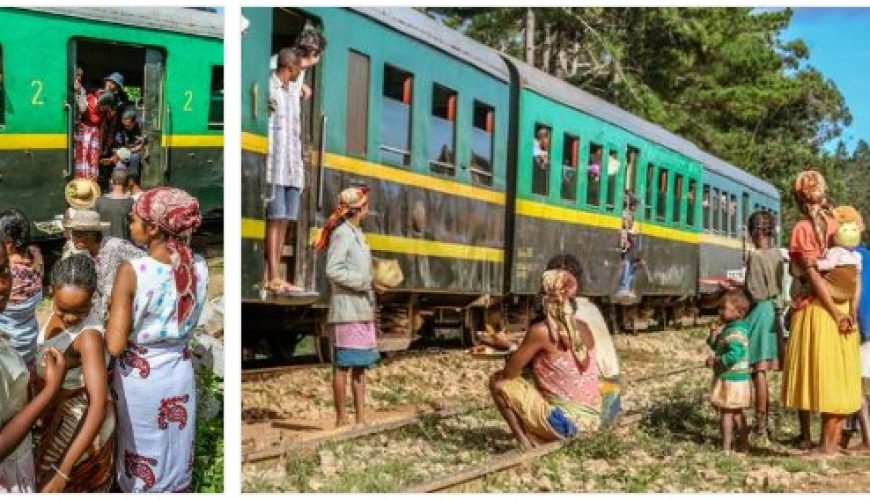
[113,341,196,493]
[36,389,116,492]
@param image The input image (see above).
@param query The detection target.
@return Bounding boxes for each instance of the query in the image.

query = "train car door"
[67,39,165,190]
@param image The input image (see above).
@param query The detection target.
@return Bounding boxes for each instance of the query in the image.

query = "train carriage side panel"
[307,7,511,299]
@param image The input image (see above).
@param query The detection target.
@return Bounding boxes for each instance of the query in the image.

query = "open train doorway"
[265,8,324,294]
[68,39,165,191]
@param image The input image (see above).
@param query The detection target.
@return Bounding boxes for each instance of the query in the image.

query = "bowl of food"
[467,345,511,360]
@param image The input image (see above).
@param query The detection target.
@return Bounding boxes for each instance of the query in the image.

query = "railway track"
[242,361,704,473]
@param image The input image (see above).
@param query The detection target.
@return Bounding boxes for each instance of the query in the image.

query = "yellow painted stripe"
[700,232,744,250]
[323,152,505,206]
[242,217,266,240]
[0,134,67,149]
[161,134,223,148]
[242,132,269,155]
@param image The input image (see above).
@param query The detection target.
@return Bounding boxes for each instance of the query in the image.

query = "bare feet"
[335,416,351,429]
[266,279,303,294]
[788,435,815,451]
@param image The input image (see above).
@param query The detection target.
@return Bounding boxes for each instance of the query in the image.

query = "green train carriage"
[0,7,224,235]
[240,7,780,364]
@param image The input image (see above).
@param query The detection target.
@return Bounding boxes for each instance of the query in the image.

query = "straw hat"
[62,209,110,232]
[65,178,101,209]
[373,259,404,289]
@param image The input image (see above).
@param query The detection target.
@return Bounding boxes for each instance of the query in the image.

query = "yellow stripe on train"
[0,133,223,150]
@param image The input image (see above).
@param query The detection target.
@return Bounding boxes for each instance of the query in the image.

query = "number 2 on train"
[183,90,193,112]
[31,80,44,105]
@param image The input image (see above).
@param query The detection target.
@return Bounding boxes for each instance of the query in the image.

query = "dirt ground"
[242,326,870,493]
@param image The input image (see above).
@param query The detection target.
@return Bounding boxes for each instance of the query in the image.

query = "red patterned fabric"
[74,122,100,179]
[133,187,202,326]
[314,186,370,251]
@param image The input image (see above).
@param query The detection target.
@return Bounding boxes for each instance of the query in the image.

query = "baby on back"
[817,206,863,305]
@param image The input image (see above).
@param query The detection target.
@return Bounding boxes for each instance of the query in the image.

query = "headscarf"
[314,186,370,251]
[540,269,583,357]
[792,170,834,253]
[133,187,202,326]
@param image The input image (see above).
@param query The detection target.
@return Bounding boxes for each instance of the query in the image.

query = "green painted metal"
[241,7,272,139]
[515,88,703,233]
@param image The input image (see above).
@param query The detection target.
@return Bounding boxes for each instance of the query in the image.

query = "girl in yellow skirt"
[706,289,752,452]
[782,170,863,456]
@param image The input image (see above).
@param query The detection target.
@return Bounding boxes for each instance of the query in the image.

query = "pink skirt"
[333,322,376,350]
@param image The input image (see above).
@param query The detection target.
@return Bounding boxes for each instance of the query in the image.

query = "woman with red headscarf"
[316,186,382,427]
[781,170,862,456]
[106,187,208,491]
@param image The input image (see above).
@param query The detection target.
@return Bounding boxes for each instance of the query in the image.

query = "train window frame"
[428,83,457,177]
[672,173,683,225]
[741,192,750,235]
[470,99,494,187]
[531,123,551,197]
[586,142,603,208]
[728,193,738,238]
[207,64,223,130]
[625,146,640,194]
[702,184,711,231]
[719,190,729,236]
[604,148,619,212]
[380,63,413,168]
[656,167,668,222]
[346,50,370,158]
[561,133,579,202]
[711,187,721,233]
[0,44,5,128]
[644,162,655,221]
[687,179,697,229]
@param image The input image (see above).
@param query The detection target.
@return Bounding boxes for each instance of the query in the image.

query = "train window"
[561,134,579,201]
[346,50,370,157]
[687,180,697,228]
[587,143,602,207]
[0,45,4,127]
[712,188,721,233]
[742,192,750,231]
[656,168,668,221]
[625,146,639,193]
[208,65,223,130]
[605,150,619,211]
[672,174,683,224]
[720,191,729,235]
[702,184,711,231]
[380,64,413,167]
[729,194,738,237]
[644,163,655,221]
[471,100,494,186]
[429,84,456,177]
[532,124,551,196]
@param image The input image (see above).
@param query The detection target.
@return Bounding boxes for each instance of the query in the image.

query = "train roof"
[348,7,511,82]
[18,7,223,40]
[507,56,780,200]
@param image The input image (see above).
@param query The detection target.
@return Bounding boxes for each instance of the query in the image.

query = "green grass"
[192,365,224,492]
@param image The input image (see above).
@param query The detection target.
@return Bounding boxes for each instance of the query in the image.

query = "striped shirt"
[268,71,304,188]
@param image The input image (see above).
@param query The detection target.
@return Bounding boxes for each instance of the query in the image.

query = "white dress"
[0,335,35,493]
[113,255,208,492]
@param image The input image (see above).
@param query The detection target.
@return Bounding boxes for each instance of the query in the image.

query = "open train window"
[644,163,655,221]
[471,100,494,186]
[429,83,456,177]
[0,45,5,127]
[625,146,639,194]
[605,150,619,211]
[687,180,697,228]
[656,168,668,221]
[742,192,750,233]
[586,143,602,207]
[720,191,729,235]
[729,193,738,237]
[208,65,223,130]
[380,64,412,167]
[561,134,579,201]
[672,174,683,224]
[346,50,370,157]
[712,188,721,233]
[532,123,550,196]
[702,184,711,231]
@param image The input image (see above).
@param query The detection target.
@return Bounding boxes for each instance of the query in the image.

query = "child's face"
[718,297,742,322]
[122,117,135,130]
[53,284,93,328]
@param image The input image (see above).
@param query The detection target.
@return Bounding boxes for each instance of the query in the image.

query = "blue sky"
[778,7,870,152]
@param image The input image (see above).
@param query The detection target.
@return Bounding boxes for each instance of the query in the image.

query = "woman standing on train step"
[0,210,44,366]
[742,210,785,443]
[315,186,382,428]
[781,170,863,456]
[106,187,208,492]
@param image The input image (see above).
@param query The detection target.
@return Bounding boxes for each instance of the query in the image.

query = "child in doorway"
[706,288,752,452]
